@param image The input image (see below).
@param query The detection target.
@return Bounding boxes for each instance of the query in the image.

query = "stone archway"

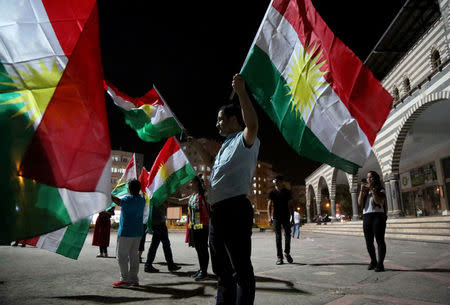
[306,185,316,223]
[386,92,450,217]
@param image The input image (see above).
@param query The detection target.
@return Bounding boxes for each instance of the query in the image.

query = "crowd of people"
[88,74,387,305]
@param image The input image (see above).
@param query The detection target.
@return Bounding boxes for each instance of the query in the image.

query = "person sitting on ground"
[111,179,145,287]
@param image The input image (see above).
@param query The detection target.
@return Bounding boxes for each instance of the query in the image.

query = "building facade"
[110,150,144,190]
[305,0,450,222]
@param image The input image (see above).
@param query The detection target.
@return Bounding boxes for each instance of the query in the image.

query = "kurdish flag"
[23,217,92,260]
[105,81,182,142]
[112,153,137,198]
[138,167,150,224]
[241,0,393,174]
[147,137,196,226]
[0,1,111,242]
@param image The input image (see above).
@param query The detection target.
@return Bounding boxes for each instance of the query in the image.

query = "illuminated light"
[297,207,300,211]
[326,203,330,208]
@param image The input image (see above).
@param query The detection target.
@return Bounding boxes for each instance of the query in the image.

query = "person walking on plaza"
[267,175,294,265]
[358,171,387,272]
[144,202,181,273]
[92,208,114,257]
[292,210,301,239]
[111,179,146,287]
[191,74,259,304]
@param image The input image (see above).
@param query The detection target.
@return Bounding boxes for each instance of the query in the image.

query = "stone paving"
[0,229,449,304]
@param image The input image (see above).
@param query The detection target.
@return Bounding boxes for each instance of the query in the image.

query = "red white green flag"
[111,153,137,198]
[23,218,92,260]
[138,167,151,223]
[146,137,196,227]
[104,81,182,142]
[0,0,111,243]
[241,0,393,174]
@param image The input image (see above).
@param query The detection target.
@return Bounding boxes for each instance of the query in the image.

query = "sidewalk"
[0,229,449,304]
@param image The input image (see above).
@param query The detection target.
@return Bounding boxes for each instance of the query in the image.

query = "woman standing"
[92,208,114,257]
[358,171,387,272]
[185,176,210,281]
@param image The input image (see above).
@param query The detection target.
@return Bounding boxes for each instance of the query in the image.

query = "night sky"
[97,0,406,184]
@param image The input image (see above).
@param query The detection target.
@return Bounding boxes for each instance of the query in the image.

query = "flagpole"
[230,0,275,100]
[153,85,186,132]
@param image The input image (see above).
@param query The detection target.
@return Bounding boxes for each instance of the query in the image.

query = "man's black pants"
[192,226,210,273]
[273,218,291,258]
[145,224,174,267]
[209,195,255,305]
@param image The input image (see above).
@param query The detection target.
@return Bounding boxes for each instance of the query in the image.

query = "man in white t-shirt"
[291,210,301,239]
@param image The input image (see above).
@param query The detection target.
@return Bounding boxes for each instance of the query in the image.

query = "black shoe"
[194,270,208,281]
[285,254,293,264]
[191,270,201,278]
[374,265,385,272]
[144,265,159,273]
[276,258,284,265]
[168,264,181,272]
[139,257,143,263]
[367,262,377,270]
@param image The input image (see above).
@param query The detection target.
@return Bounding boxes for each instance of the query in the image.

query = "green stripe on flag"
[242,45,360,174]
[56,217,91,260]
[121,108,182,142]
[151,164,196,209]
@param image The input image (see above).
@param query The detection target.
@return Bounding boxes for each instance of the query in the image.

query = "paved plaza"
[0,229,449,305]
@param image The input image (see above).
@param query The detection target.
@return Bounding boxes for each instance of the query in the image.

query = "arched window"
[392,86,399,101]
[431,49,441,69]
[403,77,411,93]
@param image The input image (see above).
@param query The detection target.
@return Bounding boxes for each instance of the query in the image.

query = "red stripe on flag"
[147,137,181,185]
[104,81,164,108]
[272,0,392,145]
[19,3,110,191]
[42,0,97,56]
[138,168,150,193]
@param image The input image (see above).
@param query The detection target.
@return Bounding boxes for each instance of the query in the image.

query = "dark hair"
[368,171,383,189]
[274,175,284,181]
[128,179,141,196]
[192,176,205,198]
[219,104,244,128]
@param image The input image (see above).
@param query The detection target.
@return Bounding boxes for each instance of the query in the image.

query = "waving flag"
[147,137,196,227]
[138,167,150,224]
[104,81,182,142]
[0,0,110,243]
[112,153,137,198]
[241,0,393,174]
[23,217,92,260]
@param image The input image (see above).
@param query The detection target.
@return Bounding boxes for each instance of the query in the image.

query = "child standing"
[111,179,145,287]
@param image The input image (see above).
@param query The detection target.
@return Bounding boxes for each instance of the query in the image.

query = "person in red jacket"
[92,208,114,257]
[184,176,210,281]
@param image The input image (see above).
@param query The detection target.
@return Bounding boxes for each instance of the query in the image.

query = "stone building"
[305,0,449,221]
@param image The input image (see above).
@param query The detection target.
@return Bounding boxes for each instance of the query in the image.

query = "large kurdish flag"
[147,137,196,226]
[105,81,182,142]
[241,0,393,174]
[0,1,110,242]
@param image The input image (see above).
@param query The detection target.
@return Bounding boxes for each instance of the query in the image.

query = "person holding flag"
[192,74,259,304]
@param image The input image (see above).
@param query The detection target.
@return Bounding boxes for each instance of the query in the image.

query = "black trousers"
[139,224,147,252]
[145,224,174,266]
[192,226,210,272]
[363,212,387,267]
[209,195,255,305]
[273,218,291,258]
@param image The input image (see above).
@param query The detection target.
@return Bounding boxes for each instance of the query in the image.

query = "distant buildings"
[110,150,143,190]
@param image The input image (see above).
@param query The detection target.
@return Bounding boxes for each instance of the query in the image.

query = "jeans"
[209,195,255,305]
[291,223,300,239]
[273,218,291,258]
[145,224,175,266]
[363,212,387,267]
[193,226,210,272]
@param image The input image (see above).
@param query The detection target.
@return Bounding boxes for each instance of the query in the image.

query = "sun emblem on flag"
[0,60,62,128]
[158,162,169,182]
[285,43,328,116]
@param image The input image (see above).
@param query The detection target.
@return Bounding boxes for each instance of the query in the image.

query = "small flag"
[147,137,196,227]
[112,153,137,199]
[104,81,182,142]
[241,0,393,174]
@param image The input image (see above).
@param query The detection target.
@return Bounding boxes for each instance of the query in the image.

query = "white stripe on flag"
[105,86,135,110]
[35,226,68,252]
[148,149,189,195]
[148,104,173,125]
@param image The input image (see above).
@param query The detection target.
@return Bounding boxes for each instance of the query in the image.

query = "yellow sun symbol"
[0,60,62,128]
[140,104,156,119]
[158,162,169,182]
[285,43,328,116]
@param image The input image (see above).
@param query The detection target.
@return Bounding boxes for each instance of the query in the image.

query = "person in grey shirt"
[192,74,259,305]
